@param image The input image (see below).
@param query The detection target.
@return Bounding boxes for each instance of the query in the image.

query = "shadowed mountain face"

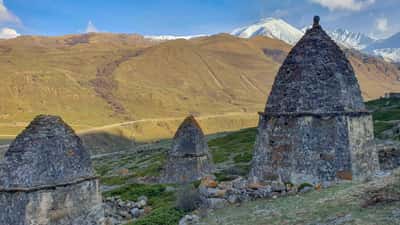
[0,33,399,135]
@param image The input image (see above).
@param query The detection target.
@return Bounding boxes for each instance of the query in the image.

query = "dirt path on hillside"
[78,112,256,134]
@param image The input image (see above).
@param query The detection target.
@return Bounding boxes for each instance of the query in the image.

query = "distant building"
[384,92,400,99]
[376,140,400,171]
[249,16,379,185]
[161,115,213,183]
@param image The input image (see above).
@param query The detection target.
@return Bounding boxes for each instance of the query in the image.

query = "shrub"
[132,207,185,225]
[233,152,253,163]
[100,175,130,186]
[215,172,235,182]
[103,183,176,208]
[298,183,313,191]
[175,185,202,212]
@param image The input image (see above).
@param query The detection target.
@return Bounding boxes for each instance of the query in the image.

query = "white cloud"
[85,20,98,33]
[375,17,388,33]
[0,0,21,24]
[371,17,396,39]
[310,0,375,11]
[0,27,19,39]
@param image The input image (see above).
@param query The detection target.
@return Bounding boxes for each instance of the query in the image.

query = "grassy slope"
[366,98,400,139]
[199,171,400,225]
[92,98,400,224]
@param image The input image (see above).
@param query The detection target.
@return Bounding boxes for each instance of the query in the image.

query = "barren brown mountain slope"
[0,33,399,140]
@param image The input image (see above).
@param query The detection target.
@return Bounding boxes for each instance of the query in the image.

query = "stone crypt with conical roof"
[0,115,104,225]
[249,16,379,185]
[161,115,213,183]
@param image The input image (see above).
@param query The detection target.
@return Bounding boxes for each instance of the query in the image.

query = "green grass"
[100,175,134,186]
[199,179,400,225]
[93,150,167,182]
[128,207,185,225]
[104,183,175,209]
[365,98,400,111]
[365,98,400,138]
[374,121,395,138]
[233,152,253,163]
[105,183,184,225]
[209,128,256,164]
[372,109,400,122]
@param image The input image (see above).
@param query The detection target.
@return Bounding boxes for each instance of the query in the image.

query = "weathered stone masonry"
[249,17,379,185]
[0,115,104,225]
[161,115,214,184]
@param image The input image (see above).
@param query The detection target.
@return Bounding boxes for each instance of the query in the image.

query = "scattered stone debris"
[250,16,379,185]
[0,115,104,225]
[161,115,214,183]
[103,195,149,225]
[179,214,200,225]
[360,169,400,208]
[197,176,321,210]
[317,213,353,225]
[376,140,400,171]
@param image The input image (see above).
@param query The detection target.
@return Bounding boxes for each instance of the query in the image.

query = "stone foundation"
[250,113,379,184]
[161,155,212,183]
[0,179,103,225]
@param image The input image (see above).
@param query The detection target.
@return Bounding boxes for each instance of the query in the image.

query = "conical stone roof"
[265,16,366,114]
[0,115,94,189]
[170,115,209,157]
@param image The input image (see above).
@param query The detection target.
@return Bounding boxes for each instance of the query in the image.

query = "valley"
[1,32,400,156]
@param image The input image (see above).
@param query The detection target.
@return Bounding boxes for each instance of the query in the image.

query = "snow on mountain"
[145,34,206,41]
[231,18,303,45]
[327,29,376,50]
[367,32,400,62]
[372,48,400,62]
[367,32,400,50]
[231,17,400,62]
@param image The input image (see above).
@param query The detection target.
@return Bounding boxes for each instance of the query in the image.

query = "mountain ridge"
[231,17,400,62]
[0,32,399,138]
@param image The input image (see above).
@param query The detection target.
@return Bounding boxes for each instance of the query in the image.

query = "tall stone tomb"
[161,115,213,183]
[0,115,104,225]
[250,16,379,185]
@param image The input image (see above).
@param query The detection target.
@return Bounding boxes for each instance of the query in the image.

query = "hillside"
[90,97,400,225]
[0,32,400,143]
[199,170,400,225]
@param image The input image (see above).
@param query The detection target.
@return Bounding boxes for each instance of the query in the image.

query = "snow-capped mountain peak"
[327,28,376,50]
[231,17,303,45]
[144,34,206,41]
[367,32,400,62]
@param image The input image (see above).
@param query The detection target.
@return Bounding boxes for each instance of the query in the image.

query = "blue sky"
[0,0,399,39]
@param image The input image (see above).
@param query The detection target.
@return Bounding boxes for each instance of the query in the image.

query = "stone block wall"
[161,155,212,184]
[347,115,379,180]
[0,179,104,225]
[250,113,378,185]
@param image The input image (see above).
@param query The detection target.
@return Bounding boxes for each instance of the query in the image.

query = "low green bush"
[104,183,175,208]
[100,176,129,186]
[298,183,313,191]
[130,207,185,225]
[233,152,253,163]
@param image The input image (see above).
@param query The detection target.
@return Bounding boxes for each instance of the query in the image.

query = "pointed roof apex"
[170,115,208,157]
[313,15,320,28]
[176,115,204,137]
[265,16,366,114]
[1,114,94,189]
